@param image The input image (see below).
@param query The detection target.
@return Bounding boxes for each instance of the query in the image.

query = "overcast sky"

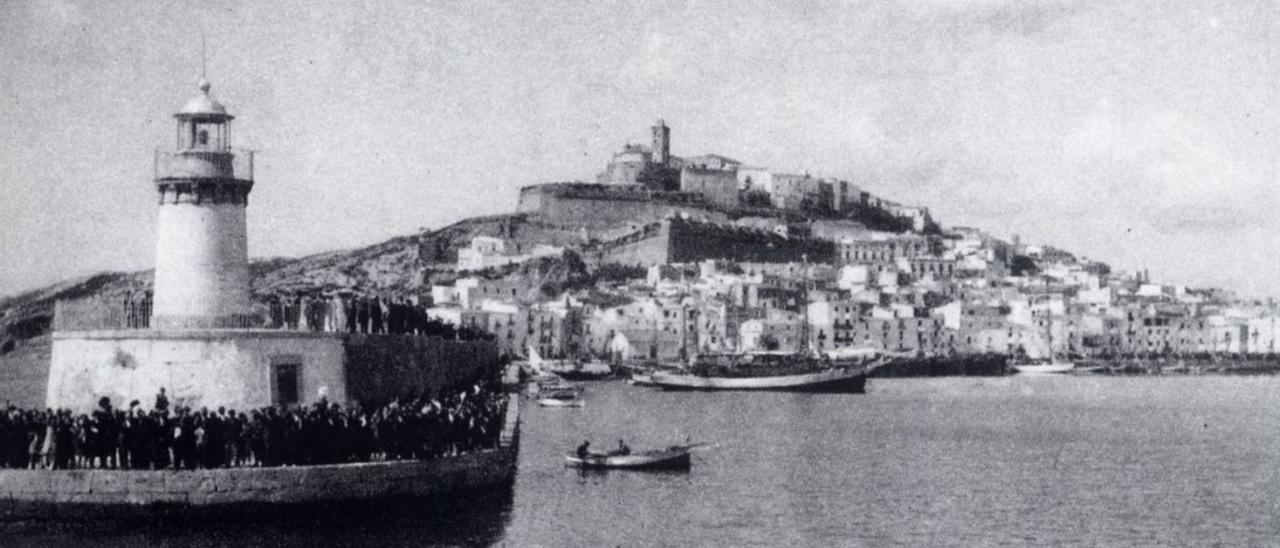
[1,0,1276,298]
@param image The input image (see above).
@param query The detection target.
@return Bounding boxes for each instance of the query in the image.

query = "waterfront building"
[808,299,953,356]
[1247,314,1280,355]
[739,309,803,353]
[586,298,690,361]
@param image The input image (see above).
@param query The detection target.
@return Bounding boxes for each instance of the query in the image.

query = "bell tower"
[151,79,256,329]
[651,118,670,166]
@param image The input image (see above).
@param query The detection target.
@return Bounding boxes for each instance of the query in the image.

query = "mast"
[797,260,811,358]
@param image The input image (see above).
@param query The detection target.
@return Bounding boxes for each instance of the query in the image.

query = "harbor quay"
[0,397,519,520]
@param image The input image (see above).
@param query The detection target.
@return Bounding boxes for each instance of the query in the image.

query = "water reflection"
[571,466,692,484]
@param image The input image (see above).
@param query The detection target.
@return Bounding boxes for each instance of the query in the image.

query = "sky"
[0,0,1277,298]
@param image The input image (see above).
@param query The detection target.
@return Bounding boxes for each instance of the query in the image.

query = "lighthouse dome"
[177,79,232,119]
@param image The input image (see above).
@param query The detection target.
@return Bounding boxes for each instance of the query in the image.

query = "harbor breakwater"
[0,398,519,521]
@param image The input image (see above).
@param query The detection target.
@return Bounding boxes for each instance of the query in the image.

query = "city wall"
[595,219,836,267]
[517,183,727,230]
[0,399,519,520]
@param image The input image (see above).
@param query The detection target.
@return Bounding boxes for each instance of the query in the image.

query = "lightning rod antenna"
[200,30,207,80]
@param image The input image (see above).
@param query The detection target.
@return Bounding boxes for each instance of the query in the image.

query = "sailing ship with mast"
[649,270,884,392]
[1013,291,1075,375]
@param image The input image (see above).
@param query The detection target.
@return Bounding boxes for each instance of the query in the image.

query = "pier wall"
[0,398,519,520]
[0,448,514,520]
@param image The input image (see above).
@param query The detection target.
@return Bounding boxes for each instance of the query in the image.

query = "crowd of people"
[95,292,494,340]
[265,294,491,339]
[0,385,508,471]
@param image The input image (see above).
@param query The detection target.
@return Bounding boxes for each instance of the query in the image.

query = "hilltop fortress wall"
[517,183,728,231]
[592,218,836,267]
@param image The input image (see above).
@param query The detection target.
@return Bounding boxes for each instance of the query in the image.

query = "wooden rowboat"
[537,387,585,408]
[565,445,695,470]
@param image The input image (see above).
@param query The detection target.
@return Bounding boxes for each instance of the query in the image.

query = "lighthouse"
[49,76,350,411]
[48,73,496,414]
[151,79,255,329]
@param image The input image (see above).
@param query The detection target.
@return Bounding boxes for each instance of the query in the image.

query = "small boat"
[565,445,695,470]
[1013,361,1075,375]
[548,360,614,381]
[626,373,655,387]
[537,386,585,408]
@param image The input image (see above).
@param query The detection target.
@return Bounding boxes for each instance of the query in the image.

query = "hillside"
[0,212,585,353]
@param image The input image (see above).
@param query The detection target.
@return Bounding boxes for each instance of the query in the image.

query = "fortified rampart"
[517,182,728,230]
[0,398,519,520]
[592,218,836,267]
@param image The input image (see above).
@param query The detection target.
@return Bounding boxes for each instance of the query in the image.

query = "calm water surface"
[11,376,1280,546]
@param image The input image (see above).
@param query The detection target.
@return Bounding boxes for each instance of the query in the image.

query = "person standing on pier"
[154,388,169,414]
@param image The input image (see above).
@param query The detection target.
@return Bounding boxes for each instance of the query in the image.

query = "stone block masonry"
[517,182,728,230]
[594,217,836,267]
[0,398,519,520]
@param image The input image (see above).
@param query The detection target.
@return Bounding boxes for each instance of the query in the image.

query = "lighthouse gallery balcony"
[154,148,254,183]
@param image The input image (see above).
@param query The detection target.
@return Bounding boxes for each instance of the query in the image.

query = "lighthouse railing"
[54,295,153,331]
[153,148,255,182]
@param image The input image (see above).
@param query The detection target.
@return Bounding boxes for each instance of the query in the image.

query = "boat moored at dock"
[648,350,882,393]
[1013,362,1076,375]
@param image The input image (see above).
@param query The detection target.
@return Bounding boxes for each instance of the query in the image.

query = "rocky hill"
[0,212,593,354]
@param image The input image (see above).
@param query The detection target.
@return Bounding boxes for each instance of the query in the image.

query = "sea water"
[12,376,1280,546]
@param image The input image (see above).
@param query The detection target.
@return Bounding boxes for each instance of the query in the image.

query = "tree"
[741,190,772,209]
[1009,255,1040,277]
[760,334,781,351]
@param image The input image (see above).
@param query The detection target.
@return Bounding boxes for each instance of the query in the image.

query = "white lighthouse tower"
[47,75,355,412]
[151,79,255,329]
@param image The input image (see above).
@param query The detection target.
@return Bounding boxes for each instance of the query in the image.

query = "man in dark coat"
[154,388,169,414]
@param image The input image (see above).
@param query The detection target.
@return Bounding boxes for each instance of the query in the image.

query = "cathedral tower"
[651,118,671,165]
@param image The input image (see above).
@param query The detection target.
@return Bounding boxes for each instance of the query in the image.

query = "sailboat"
[649,283,883,393]
[1013,300,1074,375]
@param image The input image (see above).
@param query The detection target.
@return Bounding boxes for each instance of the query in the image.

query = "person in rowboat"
[576,440,591,458]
